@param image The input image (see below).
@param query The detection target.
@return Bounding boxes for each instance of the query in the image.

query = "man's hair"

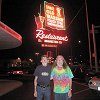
[41,55,48,60]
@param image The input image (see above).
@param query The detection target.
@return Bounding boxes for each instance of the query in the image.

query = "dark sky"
[0,0,100,63]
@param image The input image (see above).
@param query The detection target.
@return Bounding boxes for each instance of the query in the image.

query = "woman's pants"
[54,93,70,100]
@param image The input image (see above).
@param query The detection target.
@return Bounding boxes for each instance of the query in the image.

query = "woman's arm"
[69,78,72,90]
[68,78,72,98]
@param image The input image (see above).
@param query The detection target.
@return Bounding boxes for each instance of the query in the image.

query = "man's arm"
[34,76,38,97]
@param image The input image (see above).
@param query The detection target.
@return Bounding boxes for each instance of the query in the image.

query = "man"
[34,55,51,100]
[51,55,74,100]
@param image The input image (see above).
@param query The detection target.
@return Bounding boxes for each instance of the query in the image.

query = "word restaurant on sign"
[36,30,68,41]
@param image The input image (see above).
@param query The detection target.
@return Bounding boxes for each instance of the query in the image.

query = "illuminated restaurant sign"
[36,30,68,44]
[41,44,57,47]
[44,1,65,30]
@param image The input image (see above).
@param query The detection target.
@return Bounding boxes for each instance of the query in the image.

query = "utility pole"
[92,24,98,72]
[85,0,92,69]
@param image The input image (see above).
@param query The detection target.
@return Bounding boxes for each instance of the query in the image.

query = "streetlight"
[78,40,81,43]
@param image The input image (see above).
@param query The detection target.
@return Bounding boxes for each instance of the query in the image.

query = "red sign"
[41,44,57,47]
[34,15,45,30]
[36,30,68,44]
[36,30,68,41]
[44,1,65,30]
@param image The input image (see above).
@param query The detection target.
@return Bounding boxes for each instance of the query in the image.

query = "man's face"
[41,57,48,66]
[56,56,64,67]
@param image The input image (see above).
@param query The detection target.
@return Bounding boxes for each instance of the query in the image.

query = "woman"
[51,55,74,100]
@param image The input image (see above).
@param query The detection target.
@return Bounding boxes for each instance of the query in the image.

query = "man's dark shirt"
[34,64,51,85]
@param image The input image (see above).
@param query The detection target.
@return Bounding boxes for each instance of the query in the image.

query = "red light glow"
[36,30,68,42]
[41,44,57,47]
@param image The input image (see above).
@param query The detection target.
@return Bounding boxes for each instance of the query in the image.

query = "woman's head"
[56,55,64,67]
[52,55,68,69]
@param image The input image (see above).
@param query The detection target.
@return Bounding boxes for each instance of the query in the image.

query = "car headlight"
[89,81,96,86]
[92,81,96,86]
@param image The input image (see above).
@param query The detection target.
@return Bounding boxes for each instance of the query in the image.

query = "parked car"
[70,65,96,83]
[84,69,96,83]
[7,67,24,76]
[88,73,100,95]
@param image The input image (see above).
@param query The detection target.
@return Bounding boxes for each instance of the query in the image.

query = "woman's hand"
[68,90,72,98]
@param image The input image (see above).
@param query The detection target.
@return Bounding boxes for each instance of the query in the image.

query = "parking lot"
[0,76,100,100]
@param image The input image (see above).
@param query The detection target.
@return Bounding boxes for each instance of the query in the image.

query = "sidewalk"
[0,79,23,96]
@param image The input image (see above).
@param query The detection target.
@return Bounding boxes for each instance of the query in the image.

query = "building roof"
[0,21,22,49]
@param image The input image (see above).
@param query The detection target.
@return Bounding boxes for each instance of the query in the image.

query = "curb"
[0,80,23,96]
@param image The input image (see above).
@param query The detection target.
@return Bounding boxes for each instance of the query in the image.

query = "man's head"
[41,55,48,66]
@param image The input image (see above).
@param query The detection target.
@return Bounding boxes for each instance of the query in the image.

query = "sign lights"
[41,44,57,47]
[44,1,65,30]
[34,2,68,47]
[36,30,68,41]
[36,30,68,44]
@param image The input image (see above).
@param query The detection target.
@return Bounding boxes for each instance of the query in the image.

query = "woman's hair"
[52,55,68,69]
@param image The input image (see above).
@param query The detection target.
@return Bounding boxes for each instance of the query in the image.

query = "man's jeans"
[54,93,70,100]
[36,86,50,100]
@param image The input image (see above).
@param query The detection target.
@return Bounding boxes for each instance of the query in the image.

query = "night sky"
[0,0,100,64]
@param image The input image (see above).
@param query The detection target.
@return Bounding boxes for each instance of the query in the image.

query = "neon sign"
[41,44,57,47]
[36,30,68,41]
[36,30,68,45]
[44,1,65,30]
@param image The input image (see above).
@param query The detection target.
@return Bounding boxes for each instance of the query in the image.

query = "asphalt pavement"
[0,79,23,96]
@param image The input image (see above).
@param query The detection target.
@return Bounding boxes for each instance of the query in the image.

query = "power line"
[66,4,84,30]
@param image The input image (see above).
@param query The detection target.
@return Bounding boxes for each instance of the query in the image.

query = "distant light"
[18,57,20,60]
[78,40,81,43]
[35,52,39,56]
[69,62,71,65]
[69,59,71,61]
[29,59,33,62]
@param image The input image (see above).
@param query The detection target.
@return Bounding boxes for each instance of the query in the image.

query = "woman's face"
[56,55,64,67]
